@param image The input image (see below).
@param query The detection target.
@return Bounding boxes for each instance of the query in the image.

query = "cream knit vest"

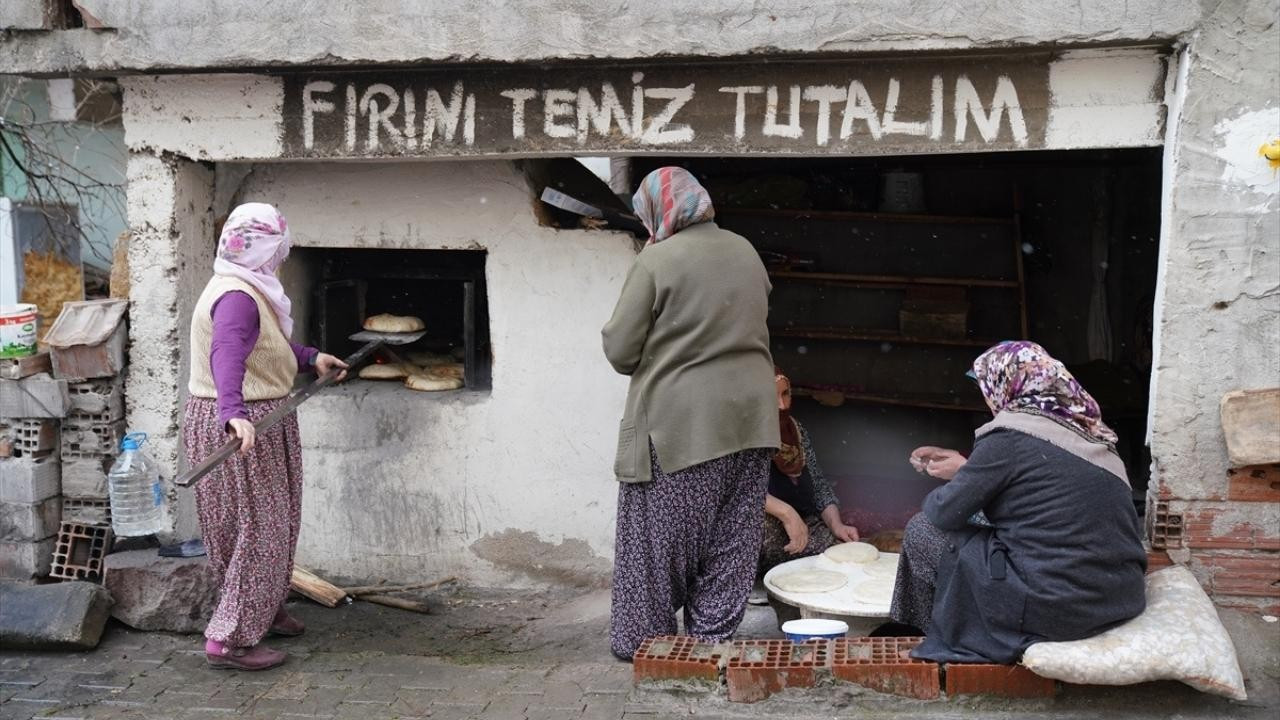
[188,276,297,401]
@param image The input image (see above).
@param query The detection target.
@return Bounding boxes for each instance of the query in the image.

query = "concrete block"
[0,496,61,541]
[60,418,124,460]
[103,549,217,633]
[62,497,111,525]
[1222,389,1280,467]
[944,663,1057,698]
[0,352,52,380]
[0,418,57,458]
[0,580,113,650]
[67,377,125,417]
[0,455,61,503]
[0,374,71,418]
[50,522,113,582]
[0,538,55,579]
[62,456,111,499]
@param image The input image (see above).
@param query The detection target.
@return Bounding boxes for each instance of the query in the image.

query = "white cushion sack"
[1021,565,1247,700]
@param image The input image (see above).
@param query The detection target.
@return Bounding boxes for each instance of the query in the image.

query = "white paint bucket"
[0,304,38,358]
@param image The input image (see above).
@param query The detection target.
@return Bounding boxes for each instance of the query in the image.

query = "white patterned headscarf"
[214,203,294,338]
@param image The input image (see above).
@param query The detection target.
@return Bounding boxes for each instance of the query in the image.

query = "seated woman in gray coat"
[892,340,1147,664]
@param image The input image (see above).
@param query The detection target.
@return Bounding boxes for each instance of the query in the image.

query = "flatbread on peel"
[823,542,880,565]
[772,570,848,593]
[363,314,425,333]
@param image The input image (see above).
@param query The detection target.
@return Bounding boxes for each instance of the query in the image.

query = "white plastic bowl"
[781,618,849,643]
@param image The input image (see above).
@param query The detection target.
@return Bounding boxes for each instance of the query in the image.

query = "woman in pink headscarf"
[183,203,348,670]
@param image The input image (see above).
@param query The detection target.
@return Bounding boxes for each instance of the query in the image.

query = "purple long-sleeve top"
[210,291,317,425]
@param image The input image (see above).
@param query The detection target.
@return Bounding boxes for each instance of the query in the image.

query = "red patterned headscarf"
[972,341,1117,446]
[632,167,715,245]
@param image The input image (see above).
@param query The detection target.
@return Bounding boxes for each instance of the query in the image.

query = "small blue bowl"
[781,618,849,643]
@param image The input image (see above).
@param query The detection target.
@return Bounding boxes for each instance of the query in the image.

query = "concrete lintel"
[1,0,1205,76]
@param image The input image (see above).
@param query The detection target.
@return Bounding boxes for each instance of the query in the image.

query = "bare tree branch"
[1,77,126,267]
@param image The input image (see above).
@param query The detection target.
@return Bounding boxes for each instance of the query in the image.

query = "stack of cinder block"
[43,300,129,583]
[0,354,68,581]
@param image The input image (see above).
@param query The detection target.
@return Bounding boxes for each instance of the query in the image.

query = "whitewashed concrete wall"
[124,153,215,541]
[1146,0,1280,565]
[228,161,634,585]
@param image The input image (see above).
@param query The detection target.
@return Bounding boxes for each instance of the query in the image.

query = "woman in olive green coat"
[604,167,779,660]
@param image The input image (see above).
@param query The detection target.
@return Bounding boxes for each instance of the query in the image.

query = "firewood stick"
[360,594,433,614]
[342,576,459,597]
[290,567,349,608]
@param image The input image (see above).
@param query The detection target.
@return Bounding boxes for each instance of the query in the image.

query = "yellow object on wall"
[1261,139,1280,170]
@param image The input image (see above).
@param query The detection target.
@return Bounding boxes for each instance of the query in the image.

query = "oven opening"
[288,248,492,391]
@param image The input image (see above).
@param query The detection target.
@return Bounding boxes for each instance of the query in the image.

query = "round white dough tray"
[763,552,899,622]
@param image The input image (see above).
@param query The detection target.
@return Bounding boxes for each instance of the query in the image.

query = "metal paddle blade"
[348,329,427,345]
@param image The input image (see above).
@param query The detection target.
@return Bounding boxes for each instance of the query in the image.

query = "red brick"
[1146,549,1173,573]
[1225,465,1280,502]
[1181,507,1280,551]
[1199,553,1280,598]
[632,636,719,683]
[831,637,940,700]
[944,663,1056,698]
[725,640,828,703]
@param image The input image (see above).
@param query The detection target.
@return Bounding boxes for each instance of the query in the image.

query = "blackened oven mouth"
[308,248,491,391]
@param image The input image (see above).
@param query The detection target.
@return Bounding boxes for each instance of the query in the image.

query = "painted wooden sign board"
[282,54,1071,159]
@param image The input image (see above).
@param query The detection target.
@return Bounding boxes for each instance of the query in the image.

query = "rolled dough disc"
[823,542,880,565]
[359,363,412,380]
[405,374,463,392]
[850,577,895,605]
[861,556,900,579]
[771,570,848,594]
[363,313,425,333]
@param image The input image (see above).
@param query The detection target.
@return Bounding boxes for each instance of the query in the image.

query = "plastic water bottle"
[107,432,167,537]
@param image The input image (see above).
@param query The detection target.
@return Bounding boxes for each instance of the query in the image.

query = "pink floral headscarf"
[972,340,1118,446]
[632,167,715,245]
[214,203,294,338]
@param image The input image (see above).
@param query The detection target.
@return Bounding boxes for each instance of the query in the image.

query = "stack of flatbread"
[355,314,464,391]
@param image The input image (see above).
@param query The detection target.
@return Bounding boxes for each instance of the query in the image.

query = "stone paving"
[2,588,1277,720]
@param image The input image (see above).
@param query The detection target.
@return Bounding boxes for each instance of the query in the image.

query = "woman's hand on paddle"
[315,352,349,382]
[909,446,966,481]
[227,418,256,453]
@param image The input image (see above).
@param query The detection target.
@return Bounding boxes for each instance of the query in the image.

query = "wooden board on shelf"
[791,386,987,413]
[771,325,995,348]
[767,270,1019,289]
[719,207,1016,226]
